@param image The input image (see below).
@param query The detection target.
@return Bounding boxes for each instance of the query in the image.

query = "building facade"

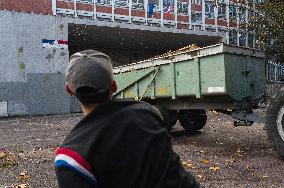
[0,0,259,116]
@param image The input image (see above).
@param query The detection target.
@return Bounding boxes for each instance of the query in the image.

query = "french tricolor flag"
[42,39,68,49]
[55,148,98,186]
[165,4,173,16]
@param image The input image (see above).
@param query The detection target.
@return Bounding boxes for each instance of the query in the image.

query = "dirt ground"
[0,111,283,188]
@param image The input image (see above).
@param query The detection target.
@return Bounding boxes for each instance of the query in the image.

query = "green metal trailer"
[114,43,266,128]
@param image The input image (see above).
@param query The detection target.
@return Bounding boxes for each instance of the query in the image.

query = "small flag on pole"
[149,1,155,17]
[165,0,173,16]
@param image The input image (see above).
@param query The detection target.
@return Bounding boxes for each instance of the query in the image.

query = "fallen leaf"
[182,162,195,169]
[19,171,31,180]
[209,166,220,171]
[14,184,29,188]
[201,159,209,164]
[197,175,203,179]
[0,151,6,159]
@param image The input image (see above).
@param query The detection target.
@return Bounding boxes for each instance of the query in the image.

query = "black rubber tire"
[154,105,177,131]
[266,90,284,159]
[179,109,207,131]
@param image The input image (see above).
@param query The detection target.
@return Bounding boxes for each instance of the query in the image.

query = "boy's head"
[65,50,117,105]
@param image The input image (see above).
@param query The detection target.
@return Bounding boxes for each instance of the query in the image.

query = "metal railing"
[51,0,258,48]
[266,62,284,83]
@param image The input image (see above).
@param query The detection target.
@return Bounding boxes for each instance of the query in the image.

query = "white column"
[112,0,115,22]
[236,5,240,46]
[201,0,205,30]
[188,0,192,29]
[93,0,97,20]
[52,0,57,16]
[160,0,163,26]
[253,0,256,48]
[144,0,148,24]
[129,0,132,23]
[174,0,178,28]
[214,1,218,32]
[253,33,256,48]
[225,0,229,44]
[74,0,77,17]
[245,1,248,47]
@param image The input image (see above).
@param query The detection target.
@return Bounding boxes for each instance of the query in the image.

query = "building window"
[192,25,202,30]
[248,10,254,23]
[239,31,246,46]
[205,26,216,32]
[192,0,202,5]
[191,12,202,24]
[115,0,128,7]
[205,1,215,18]
[256,0,266,4]
[97,0,111,5]
[218,27,229,43]
[239,7,246,24]
[218,3,226,19]
[177,1,189,15]
[248,33,255,48]
[229,30,237,45]
[132,0,144,9]
[151,0,161,11]
[229,5,237,22]
[77,0,93,3]
[163,0,174,13]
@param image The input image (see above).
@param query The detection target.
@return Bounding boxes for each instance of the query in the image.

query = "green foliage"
[252,0,284,63]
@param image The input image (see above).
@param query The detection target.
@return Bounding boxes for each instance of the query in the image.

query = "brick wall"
[0,0,52,14]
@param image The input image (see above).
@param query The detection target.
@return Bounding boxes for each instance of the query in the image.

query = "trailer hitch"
[231,110,265,125]
[234,120,254,127]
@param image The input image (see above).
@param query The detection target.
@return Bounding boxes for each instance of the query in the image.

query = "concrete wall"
[0,11,70,116]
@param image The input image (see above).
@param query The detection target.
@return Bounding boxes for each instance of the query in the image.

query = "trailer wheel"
[179,110,207,131]
[154,105,177,131]
[266,91,284,158]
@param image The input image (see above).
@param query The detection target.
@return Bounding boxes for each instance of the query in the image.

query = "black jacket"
[55,100,200,188]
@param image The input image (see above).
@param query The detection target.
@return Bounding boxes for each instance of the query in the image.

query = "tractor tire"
[179,109,207,131]
[154,105,177,131]
[266,90,284,159]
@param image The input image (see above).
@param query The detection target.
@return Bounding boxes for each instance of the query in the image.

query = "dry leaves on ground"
[0,151,6,159]
[209,166,221,171]
[182,161,196,169]
[201,159,209,164]
[19,171,31,180]
[14,184,29,188]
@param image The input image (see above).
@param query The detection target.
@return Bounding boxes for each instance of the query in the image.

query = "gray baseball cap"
[66,50,113,103]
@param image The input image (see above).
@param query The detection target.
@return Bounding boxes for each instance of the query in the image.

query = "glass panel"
[132,0,144,9]
[239,7,246,24]
[217,3,226,19]
[97,0,111,5]
[205,1,215,18]
[77,0,93,3]
[115,0,129,7]
[191,12,202,23]
[229,30,237,45]
[248,33,254,48]
[192,0,202,5]
[229,5,237,22]
[177,1,188,15]
[239,31,246,46]
[163,0,174,14]
[205,26,216,32]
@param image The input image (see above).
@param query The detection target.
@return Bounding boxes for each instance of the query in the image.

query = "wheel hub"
[276,106,284,141]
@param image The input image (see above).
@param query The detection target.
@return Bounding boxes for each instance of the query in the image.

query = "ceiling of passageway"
[69,23,222,52]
